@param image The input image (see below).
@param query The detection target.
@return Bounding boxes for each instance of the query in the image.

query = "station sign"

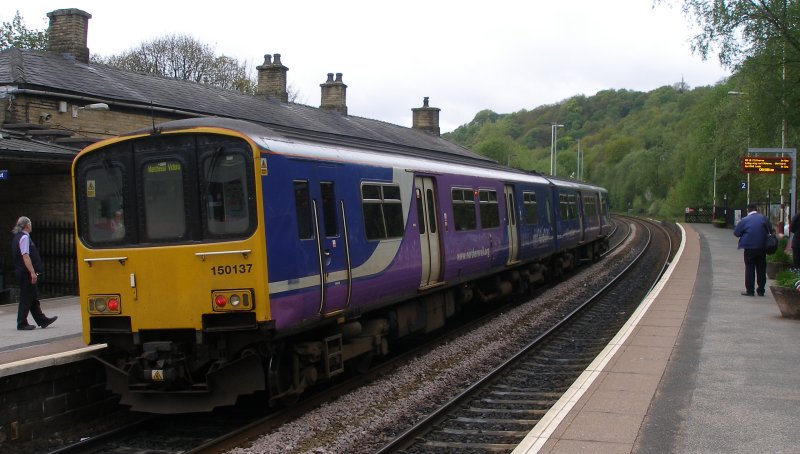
[742,156,792,174]
[0,170,7,180]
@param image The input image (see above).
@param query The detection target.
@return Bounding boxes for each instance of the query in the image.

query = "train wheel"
[267,351,300,406]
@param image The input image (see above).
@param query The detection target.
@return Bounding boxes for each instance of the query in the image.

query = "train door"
[504,184,519,264]
[415,176,442,288]
[313,167,352,317]
[577,192,586,242]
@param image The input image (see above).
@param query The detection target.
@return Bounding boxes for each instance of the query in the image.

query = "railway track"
[375,216,673,453]
[45,216,657,454]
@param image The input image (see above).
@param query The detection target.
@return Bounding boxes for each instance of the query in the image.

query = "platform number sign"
[740,180,747,191]
[0,170,7,180]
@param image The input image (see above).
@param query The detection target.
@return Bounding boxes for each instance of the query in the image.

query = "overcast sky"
[3,1,729,133]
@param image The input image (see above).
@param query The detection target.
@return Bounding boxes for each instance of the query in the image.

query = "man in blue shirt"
[733,203,772,296]
[11,216,57,330]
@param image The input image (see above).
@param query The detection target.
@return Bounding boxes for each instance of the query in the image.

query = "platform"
[1,222,799,453]
[514,222,800,453]
[0,295,102,376]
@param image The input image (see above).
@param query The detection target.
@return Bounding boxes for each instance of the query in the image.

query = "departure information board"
[742,156,792,174]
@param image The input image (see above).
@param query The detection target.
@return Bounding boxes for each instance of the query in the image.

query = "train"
[72,117,612,413]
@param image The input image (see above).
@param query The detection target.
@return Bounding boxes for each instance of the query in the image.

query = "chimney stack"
[46,9,91,63]
[320,73,347,115]
[412,97,441,136]
[257,54,289,102]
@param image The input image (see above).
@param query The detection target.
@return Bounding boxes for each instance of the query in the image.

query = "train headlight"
[88,295,122,315]
[211,289,253,312]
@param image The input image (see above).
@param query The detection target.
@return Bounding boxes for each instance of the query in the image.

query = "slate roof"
[0,48,496,167]
[0,128,79,161]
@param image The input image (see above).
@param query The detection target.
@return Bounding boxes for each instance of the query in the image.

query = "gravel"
[229,240,634,454]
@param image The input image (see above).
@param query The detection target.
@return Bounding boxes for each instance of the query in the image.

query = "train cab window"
[85,166,127,243]
[196,135,256,238]
[142,160,187,240]
[364,184,404,239]
[362,183,404,240]
[320,182,339,237]
[479,190,500,228]
[202,153,251,236]
[294,181,314,239]
[523,192,538,224]
[451,188,477,231]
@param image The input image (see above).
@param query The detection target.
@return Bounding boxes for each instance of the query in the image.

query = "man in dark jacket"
[734,203,772,296]
[11,216,57,330]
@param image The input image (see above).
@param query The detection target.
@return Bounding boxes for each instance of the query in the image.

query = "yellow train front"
[73,120,271,413]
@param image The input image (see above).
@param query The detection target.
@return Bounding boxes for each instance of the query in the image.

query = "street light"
[550,123,564,176]
[71,102,109,118]
[728,91,750,205]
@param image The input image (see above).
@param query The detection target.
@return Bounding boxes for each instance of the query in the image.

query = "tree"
[0,11,47,50]
[658,0,800,69]
[94,34,263,95]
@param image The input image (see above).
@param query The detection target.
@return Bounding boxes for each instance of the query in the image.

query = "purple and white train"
[73,117,612,413]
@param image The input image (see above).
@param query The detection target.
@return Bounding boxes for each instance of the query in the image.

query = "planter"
[769,285,800,319]
[713,220,727,228]
[767,261,791,279]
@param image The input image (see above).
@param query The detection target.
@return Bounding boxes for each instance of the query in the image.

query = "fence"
[2,221,77,299]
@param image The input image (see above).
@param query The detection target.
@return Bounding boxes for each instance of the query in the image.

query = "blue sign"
[0,170,7,180]
[740,180,747,190]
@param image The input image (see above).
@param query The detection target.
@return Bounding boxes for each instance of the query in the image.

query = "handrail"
[195,250,251,261]
[84,257,127,267]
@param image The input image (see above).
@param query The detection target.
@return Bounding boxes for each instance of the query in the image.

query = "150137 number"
[211,264,253,275]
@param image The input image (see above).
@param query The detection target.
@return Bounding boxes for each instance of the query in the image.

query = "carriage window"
[416,188,426,235]
[143,160,186,240]
[584,196,597,217]
[362,184,404,240]
[294,181,313,239]
[479,190,500,228]
[452,188,477,231]
[426,188,437,234]
[523,192,538,224]
[559,194,578,221]
[85,166,127,243]
[203,154,250,235]
[321,182,339,237]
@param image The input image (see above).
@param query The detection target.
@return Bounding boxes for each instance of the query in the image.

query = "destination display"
[742,156,792,174]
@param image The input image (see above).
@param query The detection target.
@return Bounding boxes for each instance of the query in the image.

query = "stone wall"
[0,358,117,448]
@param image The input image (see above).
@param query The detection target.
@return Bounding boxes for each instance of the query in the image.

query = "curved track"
[375,216,673,453]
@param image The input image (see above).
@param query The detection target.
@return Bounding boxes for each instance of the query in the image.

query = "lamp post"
[550,123,564,176]
[728,91,750,205]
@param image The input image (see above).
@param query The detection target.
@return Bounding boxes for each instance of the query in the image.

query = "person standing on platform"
[734,203,772,297]
[790,211,800,268]
[11,216,57,330]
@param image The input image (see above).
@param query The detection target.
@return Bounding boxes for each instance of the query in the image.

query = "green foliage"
[775,268,800,287]
[0,11,47,51]
[768,237,792,264]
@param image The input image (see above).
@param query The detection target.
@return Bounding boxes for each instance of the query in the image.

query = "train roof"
[133,117,611,192]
